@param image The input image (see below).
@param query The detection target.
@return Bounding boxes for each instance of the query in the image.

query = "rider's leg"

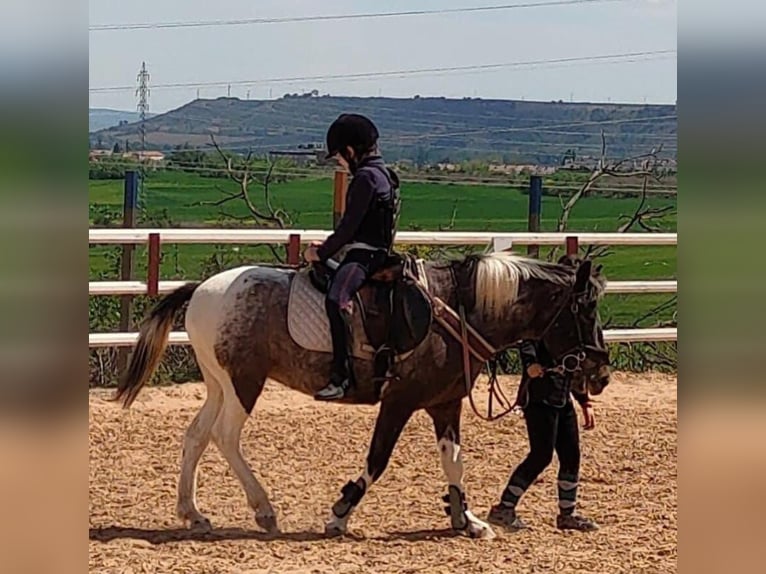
[316,261,368,400]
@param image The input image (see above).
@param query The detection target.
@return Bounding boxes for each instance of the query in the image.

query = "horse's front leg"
[325,396,415,536]
[427,399,495,539]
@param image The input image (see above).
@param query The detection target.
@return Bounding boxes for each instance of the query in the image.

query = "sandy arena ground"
[89,372,677,574]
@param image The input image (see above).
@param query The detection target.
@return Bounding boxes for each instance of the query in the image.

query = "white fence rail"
[88,228,677,346]
[89,328,676,348]
[88,279,677,296]
[89,228,678,246]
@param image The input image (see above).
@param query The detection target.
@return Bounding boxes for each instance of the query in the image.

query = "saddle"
[305,252,433,384]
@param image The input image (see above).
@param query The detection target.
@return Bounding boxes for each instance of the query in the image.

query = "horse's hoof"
[255,512,279,533]
[324,522,346,537]
[464,511,496,540]
[190,517,213,533]
[467,523,496,540]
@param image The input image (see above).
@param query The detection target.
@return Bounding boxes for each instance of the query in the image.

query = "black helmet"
[324,113,379,160]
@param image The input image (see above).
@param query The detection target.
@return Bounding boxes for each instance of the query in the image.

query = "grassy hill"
[90,95,677,165]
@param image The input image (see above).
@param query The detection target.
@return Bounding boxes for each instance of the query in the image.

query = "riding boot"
[315,304,355,401]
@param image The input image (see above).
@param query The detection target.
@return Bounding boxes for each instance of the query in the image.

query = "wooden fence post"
[566,235,579,256]
[333,169,348,228]
[527,175,542,258]
[117,170,139,373]
[287,233,301,265]
[147,233,161,296]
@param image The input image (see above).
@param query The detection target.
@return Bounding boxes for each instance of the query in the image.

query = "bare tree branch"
[438,200,459,231]
[207,134,293,230]
[550,134,673,262]
[631,295,677,328]
[218,210,254,222]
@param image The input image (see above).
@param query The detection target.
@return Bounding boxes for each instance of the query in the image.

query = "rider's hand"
[526,363,544,378]
[581,402,595,430]
[309,240,323,248]
[303,246,320,263]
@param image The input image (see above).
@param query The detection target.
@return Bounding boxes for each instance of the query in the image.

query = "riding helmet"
[324,113,380,159]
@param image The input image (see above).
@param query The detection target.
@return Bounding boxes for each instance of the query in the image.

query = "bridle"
[443,266,606,422]
[536,289,608,377]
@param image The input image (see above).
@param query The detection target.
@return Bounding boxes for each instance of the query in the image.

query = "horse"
[113,250,611,540]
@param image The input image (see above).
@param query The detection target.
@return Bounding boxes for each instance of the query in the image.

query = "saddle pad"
[286,270,373,359]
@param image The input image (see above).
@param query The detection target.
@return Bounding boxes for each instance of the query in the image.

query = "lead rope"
[458,303,517,422]
[486,357,516,420]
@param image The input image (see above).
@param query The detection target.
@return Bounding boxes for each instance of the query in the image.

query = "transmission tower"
[136,62,150,208]
[136,61,150,154]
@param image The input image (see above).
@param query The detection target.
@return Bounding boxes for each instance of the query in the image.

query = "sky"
[88,0,677,113]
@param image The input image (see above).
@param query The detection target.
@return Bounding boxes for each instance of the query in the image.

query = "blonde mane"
[473,251,574,319]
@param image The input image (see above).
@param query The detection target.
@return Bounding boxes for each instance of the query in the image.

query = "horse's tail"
[113,282,200,409]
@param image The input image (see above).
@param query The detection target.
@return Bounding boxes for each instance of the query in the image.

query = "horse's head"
[463,251,611,394]
[540,255,611,395]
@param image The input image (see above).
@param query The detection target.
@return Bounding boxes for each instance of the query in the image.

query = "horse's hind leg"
[427,399,495,539]
[176,360,223,531]
[211,367,278,532]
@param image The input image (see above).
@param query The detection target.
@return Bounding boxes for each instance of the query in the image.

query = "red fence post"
[287,233,301,265]
[565,235,579,256]
[333,169,348,228]
[147,233,161,296]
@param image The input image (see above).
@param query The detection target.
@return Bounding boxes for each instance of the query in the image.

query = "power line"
[89,0,632,32]
[394,114,678,142]
[89,49,676,94]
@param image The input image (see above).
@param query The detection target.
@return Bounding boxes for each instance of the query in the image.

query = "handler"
[487,338,599,531]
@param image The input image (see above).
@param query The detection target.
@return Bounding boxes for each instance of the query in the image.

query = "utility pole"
[227,84,231,97]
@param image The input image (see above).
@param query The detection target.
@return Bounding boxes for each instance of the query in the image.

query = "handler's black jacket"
[516,339,589,409]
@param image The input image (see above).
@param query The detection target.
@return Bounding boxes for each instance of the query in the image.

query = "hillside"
[89,108,157,133]
[90,95,676,165]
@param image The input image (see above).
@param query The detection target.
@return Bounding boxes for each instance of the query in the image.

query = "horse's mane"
[464,251,575,319]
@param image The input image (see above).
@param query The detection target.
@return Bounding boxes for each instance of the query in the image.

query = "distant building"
[122,150,166,163]
[488,163,557,176]
[268,149,320,166]
[88,149,113,161]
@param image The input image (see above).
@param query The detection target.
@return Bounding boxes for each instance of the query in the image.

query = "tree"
[547,132,677,370]
[548,130,672,261]
[191,135,293,262]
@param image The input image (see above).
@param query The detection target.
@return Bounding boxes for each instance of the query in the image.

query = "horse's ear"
[574,259,592,293]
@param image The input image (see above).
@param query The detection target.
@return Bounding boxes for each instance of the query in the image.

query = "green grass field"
[89,171,676,327]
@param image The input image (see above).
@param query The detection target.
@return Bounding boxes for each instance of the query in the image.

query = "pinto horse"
[114,251,610,539]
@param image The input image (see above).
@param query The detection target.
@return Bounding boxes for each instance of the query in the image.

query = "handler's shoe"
[557,513,599,531]
[487,503,529,531]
